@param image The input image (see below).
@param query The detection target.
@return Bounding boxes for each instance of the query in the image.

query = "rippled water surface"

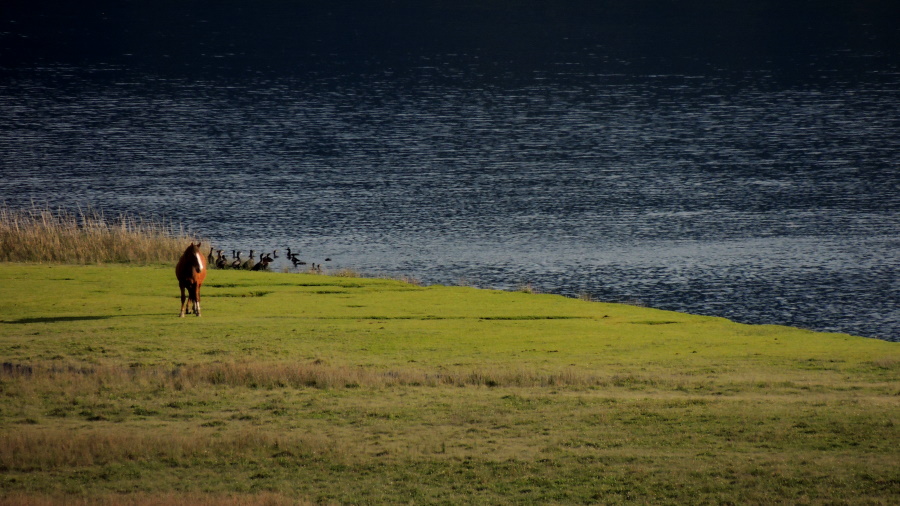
[1,3,898,340]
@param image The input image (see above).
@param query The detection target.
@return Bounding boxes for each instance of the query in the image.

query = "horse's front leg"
[179,286,188,317]
[193,287,202,317]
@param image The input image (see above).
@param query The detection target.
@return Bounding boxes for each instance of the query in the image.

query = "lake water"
[1,2,898,341]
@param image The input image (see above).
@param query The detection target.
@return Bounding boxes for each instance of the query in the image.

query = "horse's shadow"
[3,316,114,324]
[4,313,194,324]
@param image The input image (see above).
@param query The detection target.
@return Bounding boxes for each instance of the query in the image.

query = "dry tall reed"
[0,205,198,264]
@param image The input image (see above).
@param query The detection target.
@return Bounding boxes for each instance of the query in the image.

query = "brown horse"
[175,242,207,317]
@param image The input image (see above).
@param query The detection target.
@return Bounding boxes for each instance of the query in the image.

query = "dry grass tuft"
[390,274,422,286]
[0,492,307,506]
[870,357,900,370]
[0,360,647,391]
[190,361,609,389]
[0,205,197,264]
[331,268,362,278]
[516,283,538,294]
[0,425,338,471]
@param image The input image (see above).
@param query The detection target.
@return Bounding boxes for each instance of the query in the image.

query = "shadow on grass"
[3,316,114,324]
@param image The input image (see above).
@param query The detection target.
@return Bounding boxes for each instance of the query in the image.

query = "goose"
[252,255,270,271]
[207,247,215,266]
[241,250,256,270]
[231,251,242,269]
[215,251,227,269]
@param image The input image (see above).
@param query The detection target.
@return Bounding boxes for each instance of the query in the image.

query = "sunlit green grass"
[1,263,897,504]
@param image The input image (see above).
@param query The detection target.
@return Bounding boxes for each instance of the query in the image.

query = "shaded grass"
[0,263,898,504]
[1,381,897,503]
[0,493,306,506]
[0,205,197,264]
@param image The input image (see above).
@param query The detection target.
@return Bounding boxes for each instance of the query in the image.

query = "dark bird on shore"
[231,251,242,269]
[290,253,305,267]
[252,255,270,271]
[241,250,256,270]
[215,251,227,269]
[207,247,214,266]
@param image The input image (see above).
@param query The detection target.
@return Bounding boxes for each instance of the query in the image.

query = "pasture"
[0,263,897,504]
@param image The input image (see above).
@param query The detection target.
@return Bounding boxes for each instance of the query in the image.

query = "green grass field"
[0,263,897,504]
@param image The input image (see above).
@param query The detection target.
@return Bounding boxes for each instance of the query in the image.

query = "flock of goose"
[206,247,330,272]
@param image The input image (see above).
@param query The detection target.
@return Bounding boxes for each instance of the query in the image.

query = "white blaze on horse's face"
[195,252,205,271]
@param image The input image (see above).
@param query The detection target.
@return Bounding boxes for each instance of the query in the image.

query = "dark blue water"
[1,2,898,341]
